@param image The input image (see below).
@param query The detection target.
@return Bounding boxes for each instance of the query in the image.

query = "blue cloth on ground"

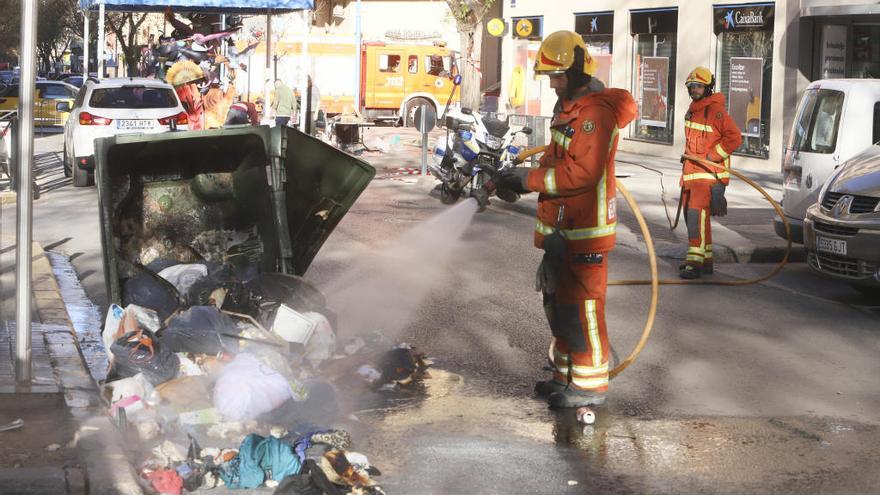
[218,434,302,489]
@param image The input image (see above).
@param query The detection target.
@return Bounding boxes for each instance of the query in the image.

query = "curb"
[1,191,15,205]
[31,243,144,495]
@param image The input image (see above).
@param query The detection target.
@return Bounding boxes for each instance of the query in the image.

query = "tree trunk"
[459,27,483,111]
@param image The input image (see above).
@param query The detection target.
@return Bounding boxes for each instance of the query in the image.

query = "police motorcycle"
[429,107,532,205]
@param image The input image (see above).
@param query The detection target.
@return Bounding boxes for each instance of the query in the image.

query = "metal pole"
[220,15,227,83]
[97,3,105,79]
[264,11,272,123]
[353,0,362,114]
[420,107,428,176]
[82,8,89,77]
[16,0,38,383]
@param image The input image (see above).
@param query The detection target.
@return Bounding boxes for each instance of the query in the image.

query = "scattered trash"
[217,433,302,489]
[214,353,294,421]
[157,263,209,295]
[178,408,222,426]
[303,312,336,368]
[46,443,61,452]
[576,407,596,425]
[0,418,24,432]
[110,329,180,385]
[160,306,240,355]
[568,480,579,486]
[143,468,184,495]
[272,304,318,345]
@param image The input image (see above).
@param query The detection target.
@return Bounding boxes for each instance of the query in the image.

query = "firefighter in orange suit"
[495,31,637,408]
[680,67,743,279]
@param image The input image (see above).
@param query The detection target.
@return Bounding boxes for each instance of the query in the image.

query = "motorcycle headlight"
[485,134,503,150]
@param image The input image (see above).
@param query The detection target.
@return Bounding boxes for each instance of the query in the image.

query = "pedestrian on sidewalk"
[492,31,637,408]
[272,78,296,128]
[679,67,743,279]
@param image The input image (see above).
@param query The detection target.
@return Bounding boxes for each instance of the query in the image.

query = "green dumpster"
[94,125,375,311]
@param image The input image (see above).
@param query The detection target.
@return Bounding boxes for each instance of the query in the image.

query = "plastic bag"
[158,263,209,295]
[160,306,240,355]
[103,304,162,351]
[110,330,179,385]
[213,354,293,421]
[302,312,336,368]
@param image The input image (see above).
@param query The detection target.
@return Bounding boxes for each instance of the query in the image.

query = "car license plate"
[117,120,152,130]
[817,236,847,256]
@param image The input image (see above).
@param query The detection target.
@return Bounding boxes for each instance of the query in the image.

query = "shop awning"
[79,0,314,14]
[802,3,880,17]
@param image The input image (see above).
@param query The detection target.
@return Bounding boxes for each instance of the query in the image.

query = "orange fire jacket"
[526,88,637,254]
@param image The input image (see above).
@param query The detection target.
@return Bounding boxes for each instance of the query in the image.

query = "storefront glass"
[575,12,613,87]
[630,8,678,144]
[714,3,775,158]
[852,25,880,78]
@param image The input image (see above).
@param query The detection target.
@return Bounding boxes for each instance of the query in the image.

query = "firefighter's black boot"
[534,379,567,397]
[548,388,606,409]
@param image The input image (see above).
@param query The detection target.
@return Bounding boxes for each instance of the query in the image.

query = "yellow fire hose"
[515,147,792,379]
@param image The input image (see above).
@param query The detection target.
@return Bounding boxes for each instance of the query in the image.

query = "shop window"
[630,8,678,144]
[852,25,880,78]
[379,54,401,73]
[408,55,418,74]
[714,3,775,158]
[575,12,613,87]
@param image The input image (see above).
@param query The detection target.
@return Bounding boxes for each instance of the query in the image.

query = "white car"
[61,77,188,187]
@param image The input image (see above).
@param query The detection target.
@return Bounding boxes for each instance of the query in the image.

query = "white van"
[775,79,880,242]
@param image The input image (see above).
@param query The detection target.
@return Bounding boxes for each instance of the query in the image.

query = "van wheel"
[63,146,71,177]
[405,97,433,128]
[72,159,90,187]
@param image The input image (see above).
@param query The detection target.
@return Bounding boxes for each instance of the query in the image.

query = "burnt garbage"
[92,125,423,493]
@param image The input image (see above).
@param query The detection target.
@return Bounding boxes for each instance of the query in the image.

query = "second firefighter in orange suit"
[495,31,637,408]
[680,67,743,279]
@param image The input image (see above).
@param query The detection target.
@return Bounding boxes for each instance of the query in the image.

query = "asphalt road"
[5,133,880,494]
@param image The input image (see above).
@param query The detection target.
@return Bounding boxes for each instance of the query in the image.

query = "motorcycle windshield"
[483,117,509,138]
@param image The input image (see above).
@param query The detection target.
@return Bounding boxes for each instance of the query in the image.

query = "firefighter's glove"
[536,230,566,294]
[498,167,530,195]
[710,182,728,217]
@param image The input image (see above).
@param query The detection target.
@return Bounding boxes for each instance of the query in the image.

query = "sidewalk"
[359,126,804,264]
[0,236,141,494]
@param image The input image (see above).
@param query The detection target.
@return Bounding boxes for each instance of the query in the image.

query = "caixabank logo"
[724,9,765,29]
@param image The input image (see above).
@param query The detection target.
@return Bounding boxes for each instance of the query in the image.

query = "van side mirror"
[56,101,71,113]
[520,127,533,135]
[453,75,462,86]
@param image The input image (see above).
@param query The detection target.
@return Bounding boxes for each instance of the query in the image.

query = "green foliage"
[446,0,495,29]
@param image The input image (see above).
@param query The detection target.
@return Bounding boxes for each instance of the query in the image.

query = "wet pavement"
[353,369,880,494]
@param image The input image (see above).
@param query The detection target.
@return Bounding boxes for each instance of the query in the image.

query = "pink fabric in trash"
[144,469,183,495]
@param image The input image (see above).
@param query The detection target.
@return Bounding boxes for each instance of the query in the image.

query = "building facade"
[495,0,850,171]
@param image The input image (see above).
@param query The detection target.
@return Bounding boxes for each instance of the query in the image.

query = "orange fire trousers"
[684,181,714,266]
[545,254,610,393]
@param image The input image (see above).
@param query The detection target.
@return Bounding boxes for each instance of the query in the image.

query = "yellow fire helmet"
[686,66,714,87]
[533,30,597,77]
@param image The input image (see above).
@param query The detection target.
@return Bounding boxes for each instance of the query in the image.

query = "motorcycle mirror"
[461,107,473,115]
[520,127,533,135]
[453,75,462,86]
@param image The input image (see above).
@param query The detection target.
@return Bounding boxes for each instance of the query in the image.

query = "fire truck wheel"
[405,97,434,128]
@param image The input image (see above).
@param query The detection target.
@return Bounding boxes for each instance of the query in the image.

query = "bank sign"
[713,3,774,34]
